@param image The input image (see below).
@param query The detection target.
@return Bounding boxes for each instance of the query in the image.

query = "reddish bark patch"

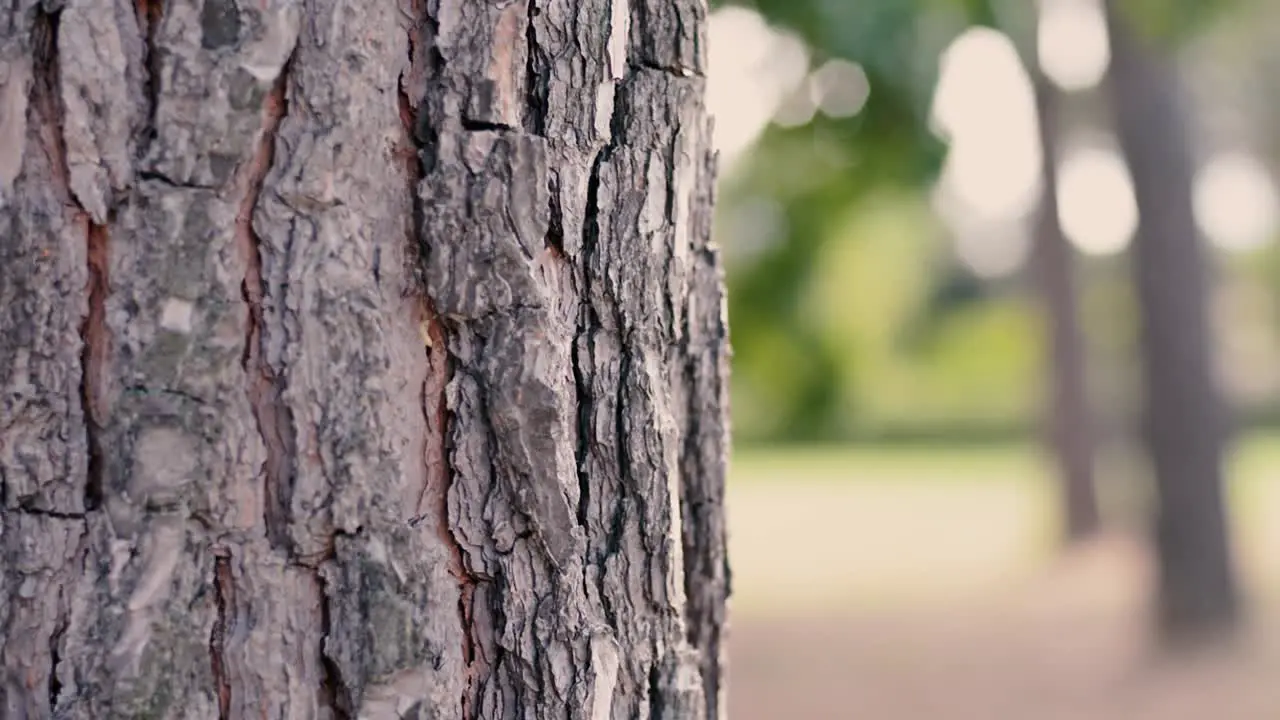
[399,25,482,715]
[234,61,294,547]
[32,7,111,509]
[81,223,109,508]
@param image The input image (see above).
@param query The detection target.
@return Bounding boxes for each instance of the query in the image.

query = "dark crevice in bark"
[316,570,353,720]
[631,0,651,71]
[522,0,547,136]
[34,6,111,514]
[576,56,644,638]
[560,157,593,545]
[572,332,593,529]
[459,117,515,133]
[122,384,208,406]
[607,79,632,147]
[47,615,67,710]
[135,0,165,153]
[400,14,479,718]
[236,56,295,550]
[647,662,662,720]
[15,502,87,521]
[210,550,233,719]
[412,14,445,174]
[136,169,216,190]
[600,503,623,627]
[613,347,632,493]
[81,223,109,512]
[546,171,565,256]
[661,243,677,354]
[628,59,699,78]
[416,124,439,175]
[47,641,62,709]
[580,140,619,632]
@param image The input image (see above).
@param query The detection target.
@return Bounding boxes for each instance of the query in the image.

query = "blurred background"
[706,0,1280,717]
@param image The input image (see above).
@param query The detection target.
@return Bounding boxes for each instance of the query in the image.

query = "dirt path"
[727,535,1280,719]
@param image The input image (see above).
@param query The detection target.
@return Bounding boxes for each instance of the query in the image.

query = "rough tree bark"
[0,0,731,717]
[1029,73,1101,544]
[1103,2,1241,645]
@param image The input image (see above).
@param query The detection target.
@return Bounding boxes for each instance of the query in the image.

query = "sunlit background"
[707,0,1280,717]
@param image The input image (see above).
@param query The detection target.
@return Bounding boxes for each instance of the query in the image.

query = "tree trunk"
[1103,2,1241,646]
[0,0,730,717]
[1029,73,1102,544]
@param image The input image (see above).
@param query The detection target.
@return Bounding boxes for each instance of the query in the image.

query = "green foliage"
[715,0,1000,441]
[714,0,964,186]
[714,0,1256,444]
[1116,0,1237,48]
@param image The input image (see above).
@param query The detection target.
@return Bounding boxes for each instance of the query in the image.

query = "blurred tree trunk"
[1029,73,1102,544]
[0,0,730,717]
[1103,2,1241,646]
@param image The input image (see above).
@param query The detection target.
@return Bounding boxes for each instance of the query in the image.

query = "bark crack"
[13,503,87,521]
[81,223,109,512]
[459,117,516,133]
[579,129,620,633]
[573,330,593,529]
[137,169,217,190]
[47,615,67,709]
[210,549,233,719]
[629,59,702,79]
[135,0,164,153]
[235,56,296,550]
[647,662,662,720]
[28,14,101,716]
[316,568,353,719]
[413,298,477,680]
[122,384,209,405]
[33,4,107,516]
[546,170,565,257]
[523,0,547,136]
[400,15,480,718]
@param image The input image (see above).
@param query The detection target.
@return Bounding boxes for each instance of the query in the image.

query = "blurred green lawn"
[726,435,1280,615]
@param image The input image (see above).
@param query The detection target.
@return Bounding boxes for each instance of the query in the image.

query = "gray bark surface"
[0,0,730,717]
[1103,3,1240,645]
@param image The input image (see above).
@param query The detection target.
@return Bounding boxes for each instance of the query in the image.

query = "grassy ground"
[725,436,1280,719]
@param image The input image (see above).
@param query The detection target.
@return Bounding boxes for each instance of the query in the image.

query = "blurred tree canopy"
[710,0,1270,444]
[713,0,1013,442]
